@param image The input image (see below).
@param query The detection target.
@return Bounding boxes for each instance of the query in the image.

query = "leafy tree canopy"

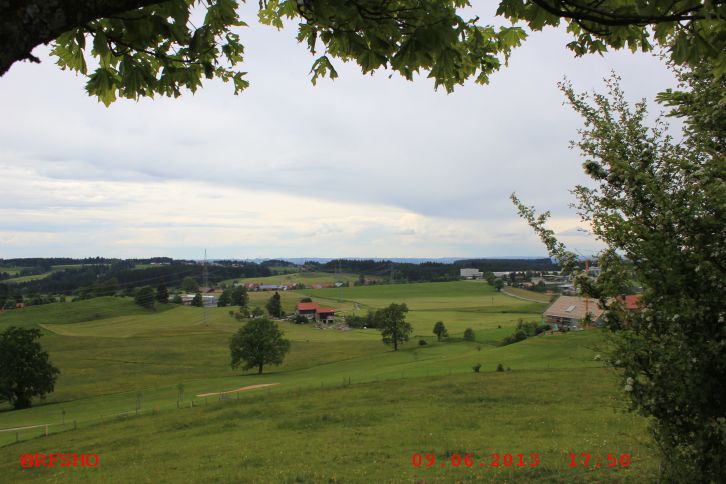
[0,326,60,409]
[2,0,722,106]
[134,285,156,308]
[511,65,725,481]
[266,291,283,318]
[229,317,291,374]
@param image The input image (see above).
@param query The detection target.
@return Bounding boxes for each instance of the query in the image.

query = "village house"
[295,301,336,324]
[542,295,604,329]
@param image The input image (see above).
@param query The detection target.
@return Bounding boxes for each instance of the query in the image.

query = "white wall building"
[460,268,484,279]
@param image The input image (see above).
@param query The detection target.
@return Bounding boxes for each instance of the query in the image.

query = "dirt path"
[196,383,278,398]
[501,288,549,304]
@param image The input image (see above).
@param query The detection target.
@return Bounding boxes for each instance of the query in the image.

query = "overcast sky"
[0,3,679,260]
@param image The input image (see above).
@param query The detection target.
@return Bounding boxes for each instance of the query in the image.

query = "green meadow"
[222,271,381,287]
[0,281,657,482]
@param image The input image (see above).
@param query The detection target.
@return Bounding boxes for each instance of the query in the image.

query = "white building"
[460,268,484,279]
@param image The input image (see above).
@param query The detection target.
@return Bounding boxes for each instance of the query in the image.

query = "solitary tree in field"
[0,327,60,409]
[191,293,203,307]
[266,291,283,318]
[378,303,412,351]
[1,1,722,105]
[156,283,169,304]
[229,318,290,374]
[493,279,504,292]
[433,321,448,341]
[463,328,476,342]
[134,285,155,309]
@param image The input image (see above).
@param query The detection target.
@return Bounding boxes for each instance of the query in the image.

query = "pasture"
[0,281,656,481]
[221,271,380,287]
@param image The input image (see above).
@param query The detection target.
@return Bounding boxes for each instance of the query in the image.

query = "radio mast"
[203,249,209,326]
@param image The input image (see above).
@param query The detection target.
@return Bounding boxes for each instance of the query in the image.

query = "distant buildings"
[460,268,484,279]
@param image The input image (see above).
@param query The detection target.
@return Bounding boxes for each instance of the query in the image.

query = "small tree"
[171,294,182,304]
[230,286,248,307]
[134,286,155,309]
[251,306,264,317]
[191,293,203,307]
[463,328,475,341]
[217,289,232,307]
[493,279,504,292]
[433,321,448,341]
[377,303,412,351]
[0,327,60,409]
[156,283,169,304]
[181,276,199,293]
[266,291,283,318]
[229,318,290,374]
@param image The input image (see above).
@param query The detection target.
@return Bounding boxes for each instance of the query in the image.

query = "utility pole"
[390,262,394,284]
[203,249,209,326]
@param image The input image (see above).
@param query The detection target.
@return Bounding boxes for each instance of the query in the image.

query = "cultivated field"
[0,281,657,482]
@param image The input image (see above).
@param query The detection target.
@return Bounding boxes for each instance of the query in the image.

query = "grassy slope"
[0,370,656,483]
[0,280,651,482]
[0,297,170,330]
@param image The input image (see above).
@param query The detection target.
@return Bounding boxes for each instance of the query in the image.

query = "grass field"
[0,280,655,481]
[222,271,381,287]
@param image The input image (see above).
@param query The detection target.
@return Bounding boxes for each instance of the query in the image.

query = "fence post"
[45,425,48,437]
[16,432,19,443]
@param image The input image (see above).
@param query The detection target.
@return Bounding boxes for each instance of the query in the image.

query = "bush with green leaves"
[463,328,475,341]
[496,363,504,372]
[472,363,481,373]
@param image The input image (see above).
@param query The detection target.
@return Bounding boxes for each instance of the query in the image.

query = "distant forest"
[0,257,559,302]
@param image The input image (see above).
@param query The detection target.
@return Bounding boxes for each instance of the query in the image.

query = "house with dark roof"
[295,301,336,323]
[542,295,604,329]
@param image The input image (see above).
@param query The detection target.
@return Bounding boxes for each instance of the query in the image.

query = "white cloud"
[0,5,677,259]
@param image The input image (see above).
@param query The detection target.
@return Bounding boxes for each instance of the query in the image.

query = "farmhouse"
[295,301,336,323]
[542,295,604,329]
[460,268,483,279]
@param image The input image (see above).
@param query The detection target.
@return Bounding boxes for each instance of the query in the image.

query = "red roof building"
[295,301,336,323]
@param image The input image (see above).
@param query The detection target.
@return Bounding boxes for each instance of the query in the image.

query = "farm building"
[295,301,336,323]
[460,268,483,279]
[542,295,604,329]
[180,294,218,307]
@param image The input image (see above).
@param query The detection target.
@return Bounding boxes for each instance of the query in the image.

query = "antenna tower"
[203,249,209,326]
